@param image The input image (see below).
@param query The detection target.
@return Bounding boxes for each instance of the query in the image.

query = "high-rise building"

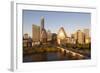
[77,30,85,44]
[32,24,40,44]
[84,29,91,44]
[51,33,57,44]
[70,34,76,44]
[57,27,67,45]
[47,30,52,41]
[40,16,47,43]
[40,16,44,30]
[40,29,47,43]
[72,32,78,40]
[72,29,90,44]
[85,37,91,44]
[84,29,90,37]
[71,33,77,44]
[23,33,32,48]
[32,16,47,45]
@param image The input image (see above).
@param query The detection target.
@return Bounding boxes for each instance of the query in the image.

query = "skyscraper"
[32,17,47,45]
[23,33,32,48]
[84,29,90,37]
[71,34,76,44]
[57,27,67,45]
[77,30,84,44]
[40,16,44,30]
[47,30,52,41]
[32,24,40,44]
[84,29,90,44]
[40,16,47,43]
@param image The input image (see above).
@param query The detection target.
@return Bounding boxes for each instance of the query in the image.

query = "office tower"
[84,29,91,44]
[47,30,52,41]
[23,33,32,48]
[51,33,57,44]
[77,30,84,44]
[84,29,90,37]
[70,34,76,44]
[40,16,44,30]
[57,27,67,45]
[32,24,40,44]
[40,16,47,43]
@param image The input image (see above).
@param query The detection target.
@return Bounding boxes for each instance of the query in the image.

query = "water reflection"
[23,51,86,62]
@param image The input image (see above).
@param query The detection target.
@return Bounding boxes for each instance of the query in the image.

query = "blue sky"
[23,10,91,37]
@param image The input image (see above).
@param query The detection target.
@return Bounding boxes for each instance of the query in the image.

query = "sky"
[23,10,91,37]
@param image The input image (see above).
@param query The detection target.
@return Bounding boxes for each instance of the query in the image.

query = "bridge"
[57,47,85,59]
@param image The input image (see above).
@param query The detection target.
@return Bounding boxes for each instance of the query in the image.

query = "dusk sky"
[23,10,91,37]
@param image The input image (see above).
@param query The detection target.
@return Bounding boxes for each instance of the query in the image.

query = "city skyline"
[23,10,91,37]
